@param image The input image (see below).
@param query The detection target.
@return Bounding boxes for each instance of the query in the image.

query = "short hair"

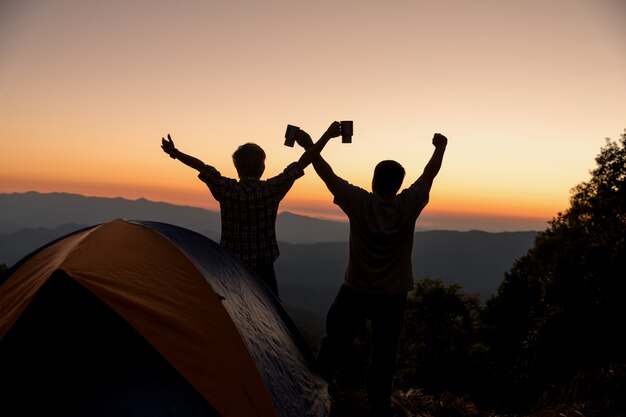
[232,143,266,178]
[372,160,405,196]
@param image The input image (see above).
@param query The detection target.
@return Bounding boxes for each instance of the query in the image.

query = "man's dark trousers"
[317,284,408,415]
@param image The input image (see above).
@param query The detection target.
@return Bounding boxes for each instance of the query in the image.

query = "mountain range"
[1,191,538,339]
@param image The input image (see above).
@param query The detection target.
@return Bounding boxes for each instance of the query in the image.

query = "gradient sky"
[1,0,625,231]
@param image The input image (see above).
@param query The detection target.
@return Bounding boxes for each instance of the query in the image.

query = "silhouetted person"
[161,122,341,297]
[304,132,448,417]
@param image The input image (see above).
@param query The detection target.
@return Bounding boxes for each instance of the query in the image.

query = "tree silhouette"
[483,130,626,409]
[397,278,482,397]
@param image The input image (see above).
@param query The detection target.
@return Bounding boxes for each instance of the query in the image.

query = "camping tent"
[0,219,330,417]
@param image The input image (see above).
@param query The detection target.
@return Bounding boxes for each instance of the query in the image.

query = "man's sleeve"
[333,178,366,217]
[405,177,431,210]
[198,164,232,202]
[266,162,305,201]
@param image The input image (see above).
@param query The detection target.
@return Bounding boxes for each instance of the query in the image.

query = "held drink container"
[284,124,300,147]
[340,121,353,143]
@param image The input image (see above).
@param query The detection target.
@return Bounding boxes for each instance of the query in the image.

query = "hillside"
[0,191,350,242]
[1,192,537,340]
[276,230,537,340]
[0,192,222,235]
[0,192,352,266]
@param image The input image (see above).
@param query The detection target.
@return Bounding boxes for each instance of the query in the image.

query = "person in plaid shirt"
[161,122,341,297]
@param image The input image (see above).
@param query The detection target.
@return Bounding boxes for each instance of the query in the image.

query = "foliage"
[482,131,626,408]
[397,278,484,397]
[394,388,480,417]
[332,386,618,417]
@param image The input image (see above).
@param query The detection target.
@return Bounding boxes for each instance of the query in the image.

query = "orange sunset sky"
[1,0,625,231]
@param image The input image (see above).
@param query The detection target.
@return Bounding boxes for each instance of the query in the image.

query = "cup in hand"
[284,124,300,147]
[340,121,353,143]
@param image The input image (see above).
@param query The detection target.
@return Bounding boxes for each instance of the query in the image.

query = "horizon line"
[1,190,551,233]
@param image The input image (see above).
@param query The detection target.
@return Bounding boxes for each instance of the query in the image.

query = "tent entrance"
[0,269,220,417]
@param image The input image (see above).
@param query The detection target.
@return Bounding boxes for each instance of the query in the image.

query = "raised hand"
[323,121,342,140]
[432,133,447,148]
[295,129,314,150]
[161,134,176,156]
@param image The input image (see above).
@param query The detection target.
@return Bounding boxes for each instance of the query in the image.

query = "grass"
[329,388,623,417]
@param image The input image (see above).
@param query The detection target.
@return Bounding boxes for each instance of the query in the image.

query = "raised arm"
[161,134,205,172]
[295,123,342,194]
[312,154,341,194]
[417,133,448,189]
[296,121,341,168]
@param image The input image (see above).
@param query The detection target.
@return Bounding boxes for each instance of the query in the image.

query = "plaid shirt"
[198,162,304,268]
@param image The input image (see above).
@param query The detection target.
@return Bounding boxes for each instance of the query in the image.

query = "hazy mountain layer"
[1,192,537,339]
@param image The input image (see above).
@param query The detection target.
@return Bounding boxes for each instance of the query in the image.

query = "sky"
[1,0,625,231]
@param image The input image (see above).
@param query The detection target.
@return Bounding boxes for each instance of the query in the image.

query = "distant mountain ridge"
[1,191,538,340]
[0,191,350,243]
[0,191,352,266]
[276,229,537,328]
[0,191,221,236]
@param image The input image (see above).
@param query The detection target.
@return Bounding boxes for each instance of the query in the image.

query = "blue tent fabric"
[130,220,330,417]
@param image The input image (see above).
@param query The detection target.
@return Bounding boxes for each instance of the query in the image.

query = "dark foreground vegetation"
[329,131,626,416]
